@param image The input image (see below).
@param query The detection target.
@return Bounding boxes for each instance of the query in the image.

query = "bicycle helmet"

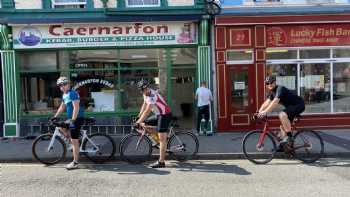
[56,76,69,86]
[137,79,150,90]
[265,75,276,85]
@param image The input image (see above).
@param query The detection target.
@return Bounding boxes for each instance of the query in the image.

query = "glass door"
[228,65,256,126]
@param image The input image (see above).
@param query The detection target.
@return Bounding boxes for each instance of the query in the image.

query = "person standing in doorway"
[195,81,213,135]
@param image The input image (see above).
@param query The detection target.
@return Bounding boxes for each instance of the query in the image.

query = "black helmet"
[137,79,150,90]
[265,75,276,84]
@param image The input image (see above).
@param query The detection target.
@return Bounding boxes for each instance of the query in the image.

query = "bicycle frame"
[256,116,311,151]
[48,127,100,153]
[133,125,185,152]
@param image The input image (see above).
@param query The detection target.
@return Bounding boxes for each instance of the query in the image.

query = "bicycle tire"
[82,133,116,163]
[167,131,199,161]
[32,133,66,165]
[119,133,153,164]
[293,130,324,163]
[242,130,277,164]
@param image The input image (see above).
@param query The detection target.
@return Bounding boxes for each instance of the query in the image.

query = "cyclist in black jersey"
[257,76,305,144]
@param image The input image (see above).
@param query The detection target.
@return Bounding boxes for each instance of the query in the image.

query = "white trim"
[126,0,160,7]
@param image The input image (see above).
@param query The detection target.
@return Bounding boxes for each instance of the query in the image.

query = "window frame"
[125,0,161,8]
[226,49,254,65]
[51,0,87,8]
[266,47,350,115]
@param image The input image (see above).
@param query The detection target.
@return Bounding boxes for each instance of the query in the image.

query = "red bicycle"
[242,113,324,164]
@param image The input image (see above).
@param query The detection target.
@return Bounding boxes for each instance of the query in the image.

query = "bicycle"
[119,117,199,164]
[32,117,116,165]
[242,113,324,164]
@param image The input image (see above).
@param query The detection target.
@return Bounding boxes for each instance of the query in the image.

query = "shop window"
[300,63,331,113]
[52,0,87,8]
[266,64,298,114]
[19,48,196,116]
[266,49,297,60]
[300,49,330,59]
[226,50,254,64]
[167,0,194,6]
[126,0,160,7]
[333,63,350,112]
[333,49,350,58]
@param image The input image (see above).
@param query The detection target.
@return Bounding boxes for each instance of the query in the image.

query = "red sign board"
[267,24,350,47]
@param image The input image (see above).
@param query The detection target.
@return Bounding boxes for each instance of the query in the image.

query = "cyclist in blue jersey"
[52,76,84,170]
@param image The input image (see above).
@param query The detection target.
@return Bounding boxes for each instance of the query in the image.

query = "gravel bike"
[32,118,116,165]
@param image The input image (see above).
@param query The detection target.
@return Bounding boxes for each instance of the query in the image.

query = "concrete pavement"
[1,130,350,162]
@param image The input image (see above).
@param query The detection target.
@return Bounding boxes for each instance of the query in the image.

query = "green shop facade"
[0,8,211,137]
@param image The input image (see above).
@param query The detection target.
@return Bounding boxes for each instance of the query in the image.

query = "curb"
[2,152,350,163]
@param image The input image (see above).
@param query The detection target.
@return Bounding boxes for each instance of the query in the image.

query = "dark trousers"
[196,105,210,132]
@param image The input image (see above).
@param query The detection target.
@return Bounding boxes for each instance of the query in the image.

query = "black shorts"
[283,103,305,122]
[69,118,84,139]
[144,113,172,133]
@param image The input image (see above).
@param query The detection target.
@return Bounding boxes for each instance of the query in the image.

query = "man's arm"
[258,99,271,112]
[138,101,146,117]
[71,100,80,121]
[53,102,65,118]
[136,103,153,124]
[261,98,280,113]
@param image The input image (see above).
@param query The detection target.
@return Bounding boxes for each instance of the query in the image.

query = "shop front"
[0,19,211,137]
[215,14,350,132]
[0,53,3,137]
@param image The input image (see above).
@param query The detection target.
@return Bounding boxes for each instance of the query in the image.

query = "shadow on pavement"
[171,160,251,175]
[82,162,171,175]
[308,158,350,168]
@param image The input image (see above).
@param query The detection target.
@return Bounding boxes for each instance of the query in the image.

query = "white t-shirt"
[143,89,171,115]
[196,87,212,107]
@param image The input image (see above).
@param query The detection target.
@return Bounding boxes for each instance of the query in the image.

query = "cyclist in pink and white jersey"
[136,80,172,168]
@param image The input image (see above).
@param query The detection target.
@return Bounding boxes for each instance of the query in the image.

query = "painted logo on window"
[18,26,42,46]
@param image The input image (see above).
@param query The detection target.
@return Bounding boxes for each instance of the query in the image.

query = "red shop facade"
[215,14,350,132]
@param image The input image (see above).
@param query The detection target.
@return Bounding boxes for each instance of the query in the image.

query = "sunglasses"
[265,82,274,85]
[58,83,68,87]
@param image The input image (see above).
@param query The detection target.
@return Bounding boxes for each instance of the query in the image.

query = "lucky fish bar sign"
[267,24,350,47]
[12,22,197,49]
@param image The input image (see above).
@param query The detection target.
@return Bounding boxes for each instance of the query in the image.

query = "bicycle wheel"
[293,130,324,163]
[32,133,66,165]
[119,133,152,164]
[82,133,116,163]
[242,130,277,164]
[167,131,199,161]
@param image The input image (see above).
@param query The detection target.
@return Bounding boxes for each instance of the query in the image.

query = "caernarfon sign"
[12,22,197,49]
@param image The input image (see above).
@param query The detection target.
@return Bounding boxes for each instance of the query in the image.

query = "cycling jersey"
[62,89,84,119]
[143,89,171,116]
[268,85,304,107]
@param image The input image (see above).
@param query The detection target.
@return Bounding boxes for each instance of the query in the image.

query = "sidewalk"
[1,130,350,162]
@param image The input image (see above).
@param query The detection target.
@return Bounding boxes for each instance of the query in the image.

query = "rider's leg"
[279,112,292,143]
[203,105,210,132]
[158,132,167,163]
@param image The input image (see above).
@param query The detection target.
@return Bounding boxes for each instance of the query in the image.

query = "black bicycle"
[119,118,199,164]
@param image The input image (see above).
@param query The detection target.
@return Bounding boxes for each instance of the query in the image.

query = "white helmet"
[56,76,69,86]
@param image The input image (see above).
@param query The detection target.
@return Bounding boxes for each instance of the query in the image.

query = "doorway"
[227,65,256,129]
